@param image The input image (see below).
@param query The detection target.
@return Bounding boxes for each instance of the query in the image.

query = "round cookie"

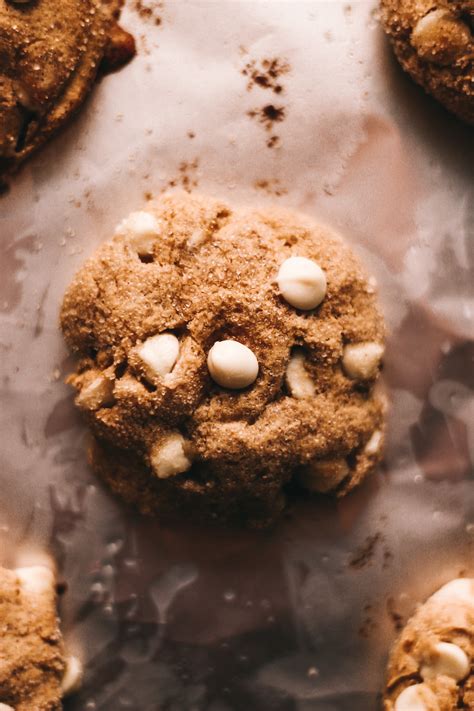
[380,0,474,124]
[0,0,135,187]
[61,192,386,527]
[383,579,474,710]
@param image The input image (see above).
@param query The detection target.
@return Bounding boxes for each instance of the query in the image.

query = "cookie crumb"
[386,596,404,632]
[266,135,280,149]
[164,159,199,193]
[349,533,382,569]
[248,105,286,148]
[254,178,287,196]
[132,0,163,25]
[242,57,290,94]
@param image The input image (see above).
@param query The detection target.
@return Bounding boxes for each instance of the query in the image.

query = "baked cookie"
[0,565,81,710]
[380,0,474,124]
[384,578,474,710]
[0,0,135,187]
[61,192,386,527]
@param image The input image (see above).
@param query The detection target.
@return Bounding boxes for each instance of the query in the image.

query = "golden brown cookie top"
[380,0,474,123]
[61,193,385,506]
[0,565,65,710]
[0,0,134,183]
[384,578,474,710]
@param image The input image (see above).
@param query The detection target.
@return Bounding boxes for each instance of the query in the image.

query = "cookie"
[383,578,474,710]
[0,565,80,710]
[0,0,135,187]
[380,0,474,124]
[60,192,386,527]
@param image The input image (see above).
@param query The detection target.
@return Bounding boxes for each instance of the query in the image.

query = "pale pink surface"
[0,2,472,710]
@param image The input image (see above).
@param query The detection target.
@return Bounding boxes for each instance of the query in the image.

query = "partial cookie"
[0,565,81,710]
[0,0,135,187]
[380,0,474,124]
[61,192,386,527]
[383,578,474,710]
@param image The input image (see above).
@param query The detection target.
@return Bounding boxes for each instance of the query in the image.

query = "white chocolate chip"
[432,578,474,606]
[394,684,439,711]
[421,641,469,682]
[342,342,384,380]
[138,333,180,380]
[298,458,349,493]
[15,566,54,596]
[76,374,115,411]
[413,10,452,39]
[187,227,207,248]
[207,340,259,390]
[62,655,83,696]
[277,256,327,310]
[150,433,192,479]
[0,704,15,711]
[286,349,315,399]
[412,10,472,64]
[115,211,162,257]
[365,429,383,456]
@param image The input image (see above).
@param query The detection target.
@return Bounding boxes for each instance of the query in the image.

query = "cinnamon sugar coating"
[0,567,65,710]
[381,0,474,124]
[61,193,386,527]
[0,0,135,186]
[384,579,474,710]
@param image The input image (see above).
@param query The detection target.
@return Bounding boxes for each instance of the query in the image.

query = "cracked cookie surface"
[380,0,474,124]
[383,578,474,710]
[61,192,386,527]
[0,0,135,187]
[0,566,65,710]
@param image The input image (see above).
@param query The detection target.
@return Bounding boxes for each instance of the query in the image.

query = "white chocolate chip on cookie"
[420,641,469,682]
[286,349,315,399]
[115,211,162,258]
[207,340,259,389]
[298,457,349,493]
[16,566,54,596]
[394,684,439,711]
[187,227,208,248]
[342,342,384,380]
[62,655,83,696]
[76,374,115,411]
[138,333,180,380]
[151,433,192,479]
[365,429,383,456]
[411,10,472,64]
[277,256,327,310]
[431,578,474,606]
[0,704,15,711]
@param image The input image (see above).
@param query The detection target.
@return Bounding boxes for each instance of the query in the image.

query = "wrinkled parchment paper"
[1,1,473,709]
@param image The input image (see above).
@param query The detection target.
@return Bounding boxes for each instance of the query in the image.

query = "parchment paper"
[0,1,473,710]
